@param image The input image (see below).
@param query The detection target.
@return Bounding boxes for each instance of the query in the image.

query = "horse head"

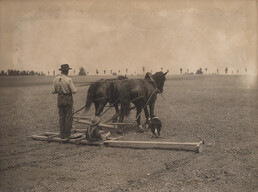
[152,71,168,93]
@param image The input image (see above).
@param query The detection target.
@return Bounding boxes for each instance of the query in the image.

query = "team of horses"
[84,71,167,136]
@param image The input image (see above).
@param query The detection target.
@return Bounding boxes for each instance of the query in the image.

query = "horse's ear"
[164,70,168,76]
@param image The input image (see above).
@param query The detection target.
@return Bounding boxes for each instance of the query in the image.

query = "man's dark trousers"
[58,94,73,139]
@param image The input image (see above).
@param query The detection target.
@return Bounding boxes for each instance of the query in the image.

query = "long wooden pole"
[74,119,117,129]
[104,140,201,146]
[104,140,204,153]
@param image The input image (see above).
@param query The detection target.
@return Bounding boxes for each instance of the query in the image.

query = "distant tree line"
[177,67,248,75]
[0,70,46,76]
[79,66,249,76]
[0,67,250,76]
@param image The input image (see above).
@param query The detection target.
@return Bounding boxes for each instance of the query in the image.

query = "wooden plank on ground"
[106,136,124,140]
[104,140,204,153]
[43,131,83,139]
[102,113,120,124]
[43,132,59,136]
[75,119,117,129]
[104,140,201,146]
[43,134,85,140]
[107,122,133,125]
[31,135,101,146]
[31,135,50,141]
[69,139,100,145]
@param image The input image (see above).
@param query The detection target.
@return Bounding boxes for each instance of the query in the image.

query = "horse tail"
[120,84,131,117]
[85,82,99,113]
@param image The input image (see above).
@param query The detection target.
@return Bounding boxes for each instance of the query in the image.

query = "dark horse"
[85,76,128,119]
[119,71,167,132]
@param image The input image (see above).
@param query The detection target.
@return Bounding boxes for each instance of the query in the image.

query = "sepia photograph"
[0,0,257,191]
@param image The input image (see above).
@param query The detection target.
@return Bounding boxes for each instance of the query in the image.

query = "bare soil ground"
[0,75,257,192]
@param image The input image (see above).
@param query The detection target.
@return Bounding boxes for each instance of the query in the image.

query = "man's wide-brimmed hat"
[59,64,72,71]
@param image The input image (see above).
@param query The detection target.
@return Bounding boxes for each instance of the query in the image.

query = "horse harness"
[144,76,162,93]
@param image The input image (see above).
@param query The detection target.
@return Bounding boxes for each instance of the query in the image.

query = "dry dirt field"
[0,75,257,192]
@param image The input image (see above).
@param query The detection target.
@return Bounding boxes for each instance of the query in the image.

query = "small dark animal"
[148,116,162,138]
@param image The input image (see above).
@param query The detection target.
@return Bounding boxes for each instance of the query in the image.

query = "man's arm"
[69,78,78,94]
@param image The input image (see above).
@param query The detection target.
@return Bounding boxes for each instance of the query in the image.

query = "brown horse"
[85,76,127,120]
[119,71,167,132]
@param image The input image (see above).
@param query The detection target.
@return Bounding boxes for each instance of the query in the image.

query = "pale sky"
[0,0,257,75]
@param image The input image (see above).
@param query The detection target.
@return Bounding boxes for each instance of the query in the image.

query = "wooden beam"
[43,132,59,136]
[44,130,87,134]
[106,136,124,140]
[31,135,69,142]
[31,135,100,145]
[104,140,204,153]
[46,133,60,140]
[107,122,133,125]
[75,119,117,129]
[31,135,50,141]
[196,140,204,153]
[104,140,201,146]
[102,113,120,124]
[68,139,100,146]
[74,136,86,142]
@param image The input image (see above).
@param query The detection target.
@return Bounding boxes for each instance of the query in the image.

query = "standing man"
[52,64,78,139]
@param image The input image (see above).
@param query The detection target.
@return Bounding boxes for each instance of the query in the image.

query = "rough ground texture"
[0,75,257,192]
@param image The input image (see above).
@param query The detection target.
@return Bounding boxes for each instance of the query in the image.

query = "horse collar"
[145,77,161,93]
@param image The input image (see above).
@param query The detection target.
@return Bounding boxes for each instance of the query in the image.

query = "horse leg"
[144,106,149,120]
[94,102,99,116]
[116,105,125,134]
[149,102,155,119]
[95,101,107,117]
[112,104,120,122]
[144,106,150,129]
[118,108,124,122]
[136,105,144,133]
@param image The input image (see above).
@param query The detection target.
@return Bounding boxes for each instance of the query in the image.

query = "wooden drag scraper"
[31,114,204,153]
[73,115,205,153]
